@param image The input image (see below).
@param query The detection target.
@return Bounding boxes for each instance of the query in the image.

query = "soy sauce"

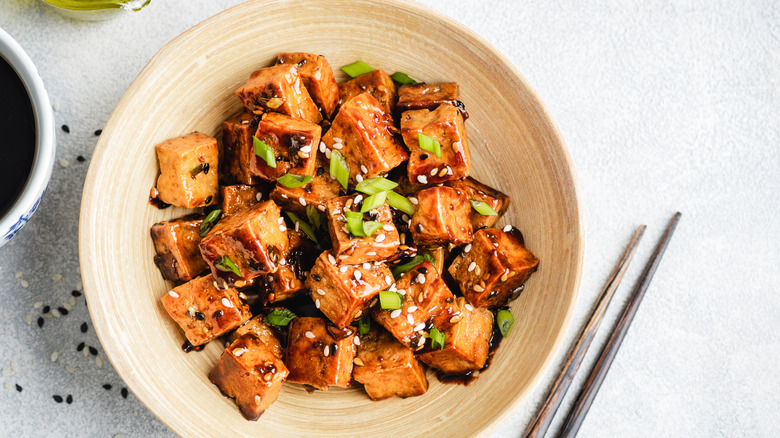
[0,55,36,216]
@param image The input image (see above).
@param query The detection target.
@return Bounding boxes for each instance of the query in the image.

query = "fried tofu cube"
[285,317,356,390]
[235,64,322,124]
[277,52,339,119]
[325,194,400,264]
[401,103,470,184]
[396,82,468,119]
[220,184,262,217]
[258,229,318,304]
[306,251,392,329]
[416,297,493,374]
[154,132,218,208]
[410,186,473,247]
[250,112,321,181]
[160,275,251,346]
[321,93,408,185]
[338,70,398,115]
[199,200,289,282]
[448,227,539,308]
[228,314,284,359]
[372,260,460,349]
[151,214,208,282]
[445,177,510,230]
[270,160,343,215]
[221,112,261,185]
[209,333,289,421]
[352,326,428,400]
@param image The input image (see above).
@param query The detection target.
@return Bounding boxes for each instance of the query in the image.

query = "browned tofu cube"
[448,227,539,308]
[306,251,393,329]
[221,112,261,185]
[422,247,447,275]
[199,200,289,282]
[220,184,261,217]
[235,64,322,124]
[250,112,321,181]
[445,177,510,230]
[209,333,289,421]
[401,103,470,184]
[321,93,408,185]
[396,82,468,119]
[325,194,400,264]
[352,325,428,400]
[270,160,343,215]
[151,214,207,282]
[228,314,284,359]
[338,69,397,115]
[277,52,339,119]
[410,186,473,247]
[372,260,461,349]
[257,229,318,304]
[416,297,493,374]
[154,132,218,208]
[285,317,356,390]
[160,275,251,346]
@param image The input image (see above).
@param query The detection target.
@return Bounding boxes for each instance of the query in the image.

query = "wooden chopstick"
[522,225,646,438]
[558,212,682,437]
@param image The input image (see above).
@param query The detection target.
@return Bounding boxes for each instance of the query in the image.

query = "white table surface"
[1,0,778,436]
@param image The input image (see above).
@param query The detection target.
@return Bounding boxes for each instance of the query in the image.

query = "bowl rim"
[79,0,584,435]
[0,27,56,245]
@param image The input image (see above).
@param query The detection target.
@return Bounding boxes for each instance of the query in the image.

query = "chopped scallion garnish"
[190,164,204,177]
[429,327,445,349]
[391,254,435,279]
[345,211,366,237]
[355,177,398,195]
[277,173,313,188]
[362,221,384,237]
[497,309,514,337]
[379,290,404,310]
[264,308,296,326]
[199,209,222,237]
[214,255,240,277]
[390,71,417,85]
[360,190,387,213]
[469,199,498,216]
[285,211,318,243]
[306,204,322,231]
[358,315,371,335]
[329,150,349,190]
[417,133,442,157]
[253,136,277,169]
[341,61,374,78]
[386,191,416,215]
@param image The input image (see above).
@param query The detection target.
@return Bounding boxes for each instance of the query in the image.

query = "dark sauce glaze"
[181,340,205,353]
[148,187,171,209]
[436,308,504,385]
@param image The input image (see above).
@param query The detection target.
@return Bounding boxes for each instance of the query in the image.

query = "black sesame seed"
[420,154,428,160]
[312,274,321,282]
[61,125,70,133]
[316,167,325,176]
[194,312,205,321]
[203,163,210,174]
[37,317,44,328]
[66,395,73,404]
[416,223,423,233]
[58,307,68,316]
[102,384,112,390]
[418,267,428,274]
[80,322,88,333]
[53,395,63,403]
[76,155,86,162]
[71,290,82,297]
[121,387,128,399]
[42,305,50,314]
[88,346,98,356]
[77,342,85,352]
[205,196,213,204]
[15,384,22,392]
[213,310,223,318]
[94,129,102,136]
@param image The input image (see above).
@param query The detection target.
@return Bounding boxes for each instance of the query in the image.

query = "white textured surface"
[0,0,778,436]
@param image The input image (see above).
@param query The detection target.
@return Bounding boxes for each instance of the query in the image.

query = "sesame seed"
[20,279,29,288]
[277,217,284,224]
[15,271,23,278]
[53,395,63,403]
[409,197,418,205]
[360,165,368,174]
[465,304,475,311]
[58,158,69,168]
[102,384,112,390]
[255,192,263,201]
[375,234,386,243]
[232,348,247,357]
[255,395,262,404]
[464,244,472,253]
[279,258,287,266]
[325,148,331,159]
[430,168,437,176]
[407,306,418,313]
[51,352,59,362]
[390,309,402,319]
[416,175,427,184]
[52,309,61,318]
[406,314,414,324]
[315,299,320,308]
[438,168,448,177]
[300,145,311,153]
[89,346,98,356]
[2,369,13,377]
[323,345,330,356]
[221,298,233,308]
[450,314,462,324]
[63,303,72,311]
[353,336,360,346]
[468,262,477,272]
[69,296,77,306]
[385,275,392,285]
[332,137,342,143]
[354,194,363,204]
[34,301,44,309]
[65,365,74,373]
[319,141,326,153]
[281,193,288,199]
[417,273,426,284]
[96,356,103,367]
[121,387,128,398]
[503,225,512,232]
[339,266,347,273]
[328,254,337,264]
[353,357,364,366]
[305,331,315,339]
[80,322,88,333]
[299,198,306,206]
[397,288,405,295]
[25,314,32,325]
[414,322,426,332]
[333,142,343,150]
[364,251,376,256]
[356,174,363,183]
[354,271,362,281]
[15,384,22,392]
[316,289,326,296]
[3,382,12,391]
[279,224,286,232]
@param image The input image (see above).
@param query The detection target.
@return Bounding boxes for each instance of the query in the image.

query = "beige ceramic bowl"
[79,0,583,436]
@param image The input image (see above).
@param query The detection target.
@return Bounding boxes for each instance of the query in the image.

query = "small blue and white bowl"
[0,28,55,248]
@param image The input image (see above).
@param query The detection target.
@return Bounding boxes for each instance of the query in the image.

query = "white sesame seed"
[279,258,287,266]
[25,314,32,325]
[15,270,23,278]
[385,275,392,285]
[299,198,307,206]
[360,165,368,174]
[339,266,347,273]
[319,141,327,153]
[325,148,331,159]
[474,284,484,292]
[255,395,262,404]
[69,296,76,306]
[375,234,386,243]
[362,263,371,270]
[414,322,426,332]
[430,168,437,176]
[277,217,285,224]
[418,337,426,347]
[354,271,362,281]
[402,214,410,222]
[323,345,330,356]
[464,244,472,254]
[295,221,300,231]
[390,309,402,318]
[332,137,342,143]
[494,242,499,247]
[468,262,477,272]
[333,142,343,150]
[34,301,44,309]
[318,204,326,212]
[96,356,104,367]
[305,331,315,339]
[63,303,72,311]
[168,291,179,298]
[417,273,426,284]
[328,254,337,264]
[315,298,320,308]
[416,175,427,184]
[465,304,475,311]
[397,289,406,295]
[279,224,287,232]
[353,336,361,346]
[382,224,393,231]
[221,298,233,308]
[407,306,418,313]
[52,309,61,318]
[366,251,377,256]
[409,197,418,205]
[406,314,414,324]
[356,174,363,183]
[503,225,512,232]
[447,167,453,175]
[233,348,247,357]
[3,382,12,391]
[65,365,74,373]
[20,279,29,288]
[52,273,63,282]
[316,289,326,296]
[255,192,263,201]
[281,193,288,199]
[300,145,312,153]
[58,158,69,168]
[354,195,363,204]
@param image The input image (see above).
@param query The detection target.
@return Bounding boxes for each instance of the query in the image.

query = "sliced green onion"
[469,199,498,216]
[345,211,366,237]
[277,173,313,188]
[362,221,383,237]
[497,309,514,337]
[253,136,277,169]
[358,315,371,335]
[417,133,442,157]
[329,150,349,190]
[341,61,374,78]
[190,164,204,177]
[390,71,417,85]
[386,191,416,215]
[360,190,387,213]
[391,253,435,279]
[429,327,445,349]
[379,291,403,310]
[214,255,240,277]
[306,204,322,231]
[199,209,222,237]
[355,177,398,195]
[285,211,318,243]
[264,308,296,326]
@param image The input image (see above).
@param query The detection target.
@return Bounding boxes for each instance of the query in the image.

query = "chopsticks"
[523,212,682,438]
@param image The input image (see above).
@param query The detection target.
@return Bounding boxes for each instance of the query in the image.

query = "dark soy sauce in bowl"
[0,55,36,217]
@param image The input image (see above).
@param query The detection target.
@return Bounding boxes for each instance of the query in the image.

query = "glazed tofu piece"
[321,93,408,185]
[416,297,493,374]
[306,251,393,329]
[445,177,510,230]
[220,184,262,217]
[325,194,400,264]
[285,317,356,390]
[160,275,251,346]
[372,260,460,349]
[258,229,318,304]
[277,52,339,119]
[154,132,218,208]
[151,214,208,282]
[250,112,321,181]
[410,186,473,247]
[448,227,539,308]
[401,103,470,184]
[228,314,284,359]
[270,160,343,215]
[338,70,397,115]
[422,247,446,275]
[352,325,428,400]
[209,333,289,421]
[221,112,261,185]
[199,200,289,283]
[235,64,322,124]
[396,82,468,119]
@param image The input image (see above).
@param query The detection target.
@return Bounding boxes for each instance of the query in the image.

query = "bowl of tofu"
[79,0,583,436]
